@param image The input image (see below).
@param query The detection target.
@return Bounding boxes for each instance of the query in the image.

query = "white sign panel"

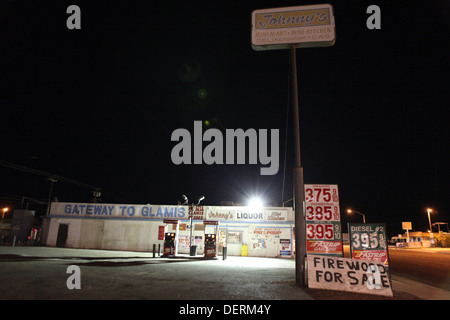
[307,255,393,297]
[402,222,412,230]
[50,203,294,222]
[50,202,189,219]
[204,206,293,222]
[251,4,336,51]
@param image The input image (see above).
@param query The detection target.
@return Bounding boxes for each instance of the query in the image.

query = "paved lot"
[388,247,450,290]
[1,246,448,300]
[0,247,310,300]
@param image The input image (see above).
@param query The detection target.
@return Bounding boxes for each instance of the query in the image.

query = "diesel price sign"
[348,223,389,265]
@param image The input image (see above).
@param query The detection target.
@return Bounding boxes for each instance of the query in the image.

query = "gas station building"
[45,202,294,258]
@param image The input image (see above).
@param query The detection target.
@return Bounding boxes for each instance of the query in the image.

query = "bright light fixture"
[248,198,263,210]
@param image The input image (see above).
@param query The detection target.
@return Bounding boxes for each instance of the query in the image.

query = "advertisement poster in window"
[280,239,291,257]
[305,184,343,256]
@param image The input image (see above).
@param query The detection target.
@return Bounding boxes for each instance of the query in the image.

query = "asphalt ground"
[0,247,310,300]
[0,246,448,302]
[388,247,450,290]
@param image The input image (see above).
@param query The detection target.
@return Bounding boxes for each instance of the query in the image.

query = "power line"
[0,160,100,190]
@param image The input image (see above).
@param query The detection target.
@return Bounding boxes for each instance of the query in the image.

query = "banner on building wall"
[205,206,293,222]
[50,202,189,219]
[250,227,283,250]
[49,202,294,222]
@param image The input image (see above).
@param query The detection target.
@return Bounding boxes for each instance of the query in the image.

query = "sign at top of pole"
[251,3,336,51]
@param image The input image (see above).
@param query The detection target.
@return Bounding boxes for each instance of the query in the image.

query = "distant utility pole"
[46,177,58,215]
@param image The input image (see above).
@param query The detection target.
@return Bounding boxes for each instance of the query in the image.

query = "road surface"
[1,246,448,300]
[344,245,450,291]
[388,248,450,290]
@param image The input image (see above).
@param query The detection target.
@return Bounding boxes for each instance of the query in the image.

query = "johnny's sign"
[251,4,336,50]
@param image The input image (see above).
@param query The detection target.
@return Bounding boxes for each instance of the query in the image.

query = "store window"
[228,231,243,244]
[194,224,205,231]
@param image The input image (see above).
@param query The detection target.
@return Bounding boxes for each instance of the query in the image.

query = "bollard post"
[153,244,156,258]
[223,246,227,260]
[158,244,161,257]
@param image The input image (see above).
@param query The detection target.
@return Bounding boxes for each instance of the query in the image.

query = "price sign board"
[305,184,342,256]
[348,223,389,265]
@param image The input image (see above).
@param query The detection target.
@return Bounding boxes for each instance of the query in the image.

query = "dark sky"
[1,0,449,236]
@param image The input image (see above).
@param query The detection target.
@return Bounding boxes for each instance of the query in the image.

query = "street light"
[427,208,435,247]
[347,209,366,223]
[183,195,205,256]
[248,197,263,210]
[427,208,433,233]
[1,207,9,221]
[197,195,205,205]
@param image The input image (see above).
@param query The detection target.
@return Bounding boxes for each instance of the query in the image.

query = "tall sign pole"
[252,4,336,286]
[290,44,306,285]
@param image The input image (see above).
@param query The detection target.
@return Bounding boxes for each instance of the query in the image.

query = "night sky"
[1,0,449,236]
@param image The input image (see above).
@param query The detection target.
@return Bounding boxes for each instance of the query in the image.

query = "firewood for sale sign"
[307,254,393,297]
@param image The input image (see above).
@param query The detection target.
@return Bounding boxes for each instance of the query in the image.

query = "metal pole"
[427,210,432,232]
[189,204,194,256]
[352,210,366,224]
[46,178,57,215]
[291,45,306,286]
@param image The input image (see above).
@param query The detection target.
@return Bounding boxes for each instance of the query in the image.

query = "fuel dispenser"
[162,219,180,257]
[204,233,217,258]
[163,232,176,256]
[203,221,219,258]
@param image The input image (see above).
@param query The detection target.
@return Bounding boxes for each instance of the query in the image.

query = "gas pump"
[204,234,217,258]
[203,221,219,258]
[163,232,176,256]
[162,219,180,257]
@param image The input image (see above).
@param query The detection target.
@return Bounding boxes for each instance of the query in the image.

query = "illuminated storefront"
[45,202,294,258]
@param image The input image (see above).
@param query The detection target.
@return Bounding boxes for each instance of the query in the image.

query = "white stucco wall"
[45,203,295,257]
